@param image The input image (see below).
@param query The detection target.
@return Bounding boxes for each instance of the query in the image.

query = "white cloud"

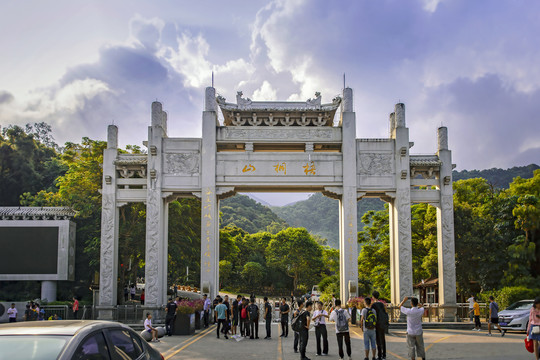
[252,80,277,100]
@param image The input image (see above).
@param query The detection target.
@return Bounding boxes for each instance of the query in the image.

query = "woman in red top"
[528,298,540,360]
[140,290,145,305]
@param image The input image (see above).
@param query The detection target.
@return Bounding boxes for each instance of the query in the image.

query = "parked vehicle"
[0,320,164,359]
[311,285,321,301]
[498,300,534,332]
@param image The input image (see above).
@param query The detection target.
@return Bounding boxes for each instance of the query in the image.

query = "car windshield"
[506,301,533,311]
[0,336,69,359]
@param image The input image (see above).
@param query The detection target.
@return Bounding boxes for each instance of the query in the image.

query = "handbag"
[533,326,540,335]
[525,337,534,353]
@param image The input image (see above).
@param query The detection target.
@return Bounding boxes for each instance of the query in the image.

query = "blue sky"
[1,0,539,205]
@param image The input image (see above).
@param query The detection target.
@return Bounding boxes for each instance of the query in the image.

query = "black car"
[0,320,164,359]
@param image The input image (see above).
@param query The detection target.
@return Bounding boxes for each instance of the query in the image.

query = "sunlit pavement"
[149,323,532,360]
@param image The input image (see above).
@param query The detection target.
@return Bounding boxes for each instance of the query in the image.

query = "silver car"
[0,320,164,359]
[498,300,534,332]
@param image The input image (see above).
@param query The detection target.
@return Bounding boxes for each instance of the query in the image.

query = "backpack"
[241,307,248,319]
[364,308,377,330]
[335,309,349,332]
[249,304,259,320]
[291,310,305,332]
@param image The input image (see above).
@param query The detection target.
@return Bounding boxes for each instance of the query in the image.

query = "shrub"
[176,300,196,314]
[480,286,540,309]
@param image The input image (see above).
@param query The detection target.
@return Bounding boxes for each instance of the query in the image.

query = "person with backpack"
[371,291,388,360]
[292,300,312,360]
[329,299,352,360]
[264,296,273,339]
[247,297,260,339]
[215,298,229,339]
[279,297,290,337]
[292,299,304,353]
[232,295,241,336]
[488,296,505,336]
[399,296,425,360]
[360,297,377,360]
[312,301,329,356]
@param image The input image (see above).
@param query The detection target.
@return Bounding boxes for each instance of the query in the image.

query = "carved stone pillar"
[339,87,358,302]
[200,87,220,300]
[390,103,413,306]
[99,125,119,319]
[145,102,168,308]
[437,126,457,321]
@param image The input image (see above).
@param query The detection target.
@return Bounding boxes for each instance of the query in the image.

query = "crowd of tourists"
[194,291,427,360]
[6,297,79,322]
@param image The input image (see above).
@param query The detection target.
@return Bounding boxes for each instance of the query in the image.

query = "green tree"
[241,262,265,289]
[219,260,233,288]
[266,227,324,292]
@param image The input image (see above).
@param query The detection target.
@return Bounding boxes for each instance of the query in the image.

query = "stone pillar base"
[439,305,458,322]
[41,280,57,302]
[96,307,115,321]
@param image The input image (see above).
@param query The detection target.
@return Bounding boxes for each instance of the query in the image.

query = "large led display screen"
[0,227,59,274]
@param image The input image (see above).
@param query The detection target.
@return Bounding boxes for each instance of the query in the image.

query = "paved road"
[150,322,533,360]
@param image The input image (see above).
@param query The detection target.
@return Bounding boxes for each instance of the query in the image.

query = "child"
[144,313,159,342]
[469,297,481,331]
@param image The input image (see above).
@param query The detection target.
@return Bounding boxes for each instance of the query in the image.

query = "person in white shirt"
[329,299,352,360]
[7,303,17,322]
[466,294,475,322]
[144,313,159,342]
[312,301,329,356]
[399,297,425,360]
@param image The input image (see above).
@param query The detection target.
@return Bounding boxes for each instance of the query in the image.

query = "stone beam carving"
[220,128,334,140]
[358,153,393,176]
[144,190,161,305]
[99,193,115,306]
[164,153,200,175]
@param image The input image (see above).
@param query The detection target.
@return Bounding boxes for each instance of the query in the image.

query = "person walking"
[223,295,231,335]
[487,296,505,337]
[232,295,241,336]
[124,286,129,302]
[165,298,177,336]
[130,285,136,300]
[528,297,540,360]
[371,291,388,360]
[466,294,475,322]
[298,301,313,360]
[247,297,260,339]
[264,297,273,339]
[293,299,305,353]
[72,297,79,319]
[7,303,17,323]
[203,294,211,328]
[144,313,160,342]
[280,297,290,337]
[140,290,145,305]
[329,299,352,360]
[360,297,377,360]
[469,297,481,331]
[215,298,228,339]
[399,297,425,360]
[312,301,329,356]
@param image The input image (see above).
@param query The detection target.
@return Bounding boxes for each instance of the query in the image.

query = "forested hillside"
[220,194,288,233]
[453,164,539,188]
[272,193,385,248]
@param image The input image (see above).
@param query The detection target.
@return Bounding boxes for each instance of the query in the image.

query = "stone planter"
[194,311,202,330]
[173,313,195,335]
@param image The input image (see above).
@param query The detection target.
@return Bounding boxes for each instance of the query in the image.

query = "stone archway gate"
[98,86,457,320]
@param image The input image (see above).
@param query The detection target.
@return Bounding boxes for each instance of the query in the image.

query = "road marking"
[350,327,407,360]
[277,323,283,360]
[161,326,215,357]
[160,329,208,358]
[425,334,459,351]
[164,325,216,359]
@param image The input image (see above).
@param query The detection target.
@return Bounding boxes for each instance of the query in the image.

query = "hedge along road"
[150,323,532,359]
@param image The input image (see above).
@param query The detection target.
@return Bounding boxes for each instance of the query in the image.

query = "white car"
[498,300,534,332]
[311,286,321,301]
